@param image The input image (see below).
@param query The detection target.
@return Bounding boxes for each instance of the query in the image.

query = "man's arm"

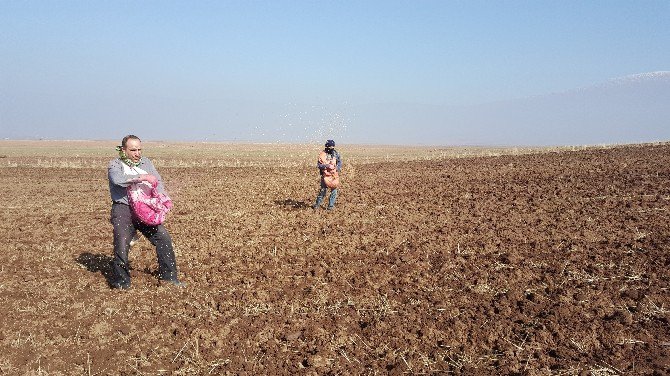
[140,158,166,193]
[336,152,342,172]
[108,158,160,187]
[108,159,137,188]
[317,152,330,170]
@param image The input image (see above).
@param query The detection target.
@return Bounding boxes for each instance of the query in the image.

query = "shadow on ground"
[76,252,115,286]
[274,198,311,210]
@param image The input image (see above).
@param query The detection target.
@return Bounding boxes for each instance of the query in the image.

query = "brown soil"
[0,142,668,374]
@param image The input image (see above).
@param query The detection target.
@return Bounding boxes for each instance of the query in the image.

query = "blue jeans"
[314,177,338,208]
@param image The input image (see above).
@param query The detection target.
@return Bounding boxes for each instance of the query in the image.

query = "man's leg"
[313,178,328,208]
[327,188,338,209]
[110,203,135,288]
[138,223,178,282]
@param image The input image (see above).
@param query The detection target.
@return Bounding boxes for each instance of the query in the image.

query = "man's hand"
[141,174,158,185]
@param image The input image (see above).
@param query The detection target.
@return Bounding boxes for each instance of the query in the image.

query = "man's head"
[325,139,335,151]
[121,135,142,163]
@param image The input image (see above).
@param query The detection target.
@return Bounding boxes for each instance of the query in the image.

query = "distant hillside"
[3,72,668,146]
[350,71,670,146]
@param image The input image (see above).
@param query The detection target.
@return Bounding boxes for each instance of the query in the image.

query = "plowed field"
[0,141,668,375]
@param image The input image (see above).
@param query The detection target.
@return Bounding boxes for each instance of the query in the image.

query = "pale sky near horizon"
[1,1,668,145]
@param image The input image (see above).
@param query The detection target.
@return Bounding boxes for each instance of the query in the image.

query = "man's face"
[123,139,142,163]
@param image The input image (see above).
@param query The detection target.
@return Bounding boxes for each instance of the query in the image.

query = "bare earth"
[0,141,668,375]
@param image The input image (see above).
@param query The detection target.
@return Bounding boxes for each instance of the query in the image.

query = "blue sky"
[1,1,668,145]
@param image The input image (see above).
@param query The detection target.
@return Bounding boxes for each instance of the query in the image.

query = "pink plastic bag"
[127,181,173,226]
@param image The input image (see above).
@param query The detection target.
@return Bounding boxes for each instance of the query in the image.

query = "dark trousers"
[110,203,178,285]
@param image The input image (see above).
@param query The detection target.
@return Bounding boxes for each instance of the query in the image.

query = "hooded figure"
[313,139,342,210]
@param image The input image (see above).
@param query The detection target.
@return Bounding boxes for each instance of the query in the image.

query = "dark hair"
[121,135,141,148]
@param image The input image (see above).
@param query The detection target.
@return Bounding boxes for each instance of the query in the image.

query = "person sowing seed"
[312,139,342,210]
[107,135,186,289]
